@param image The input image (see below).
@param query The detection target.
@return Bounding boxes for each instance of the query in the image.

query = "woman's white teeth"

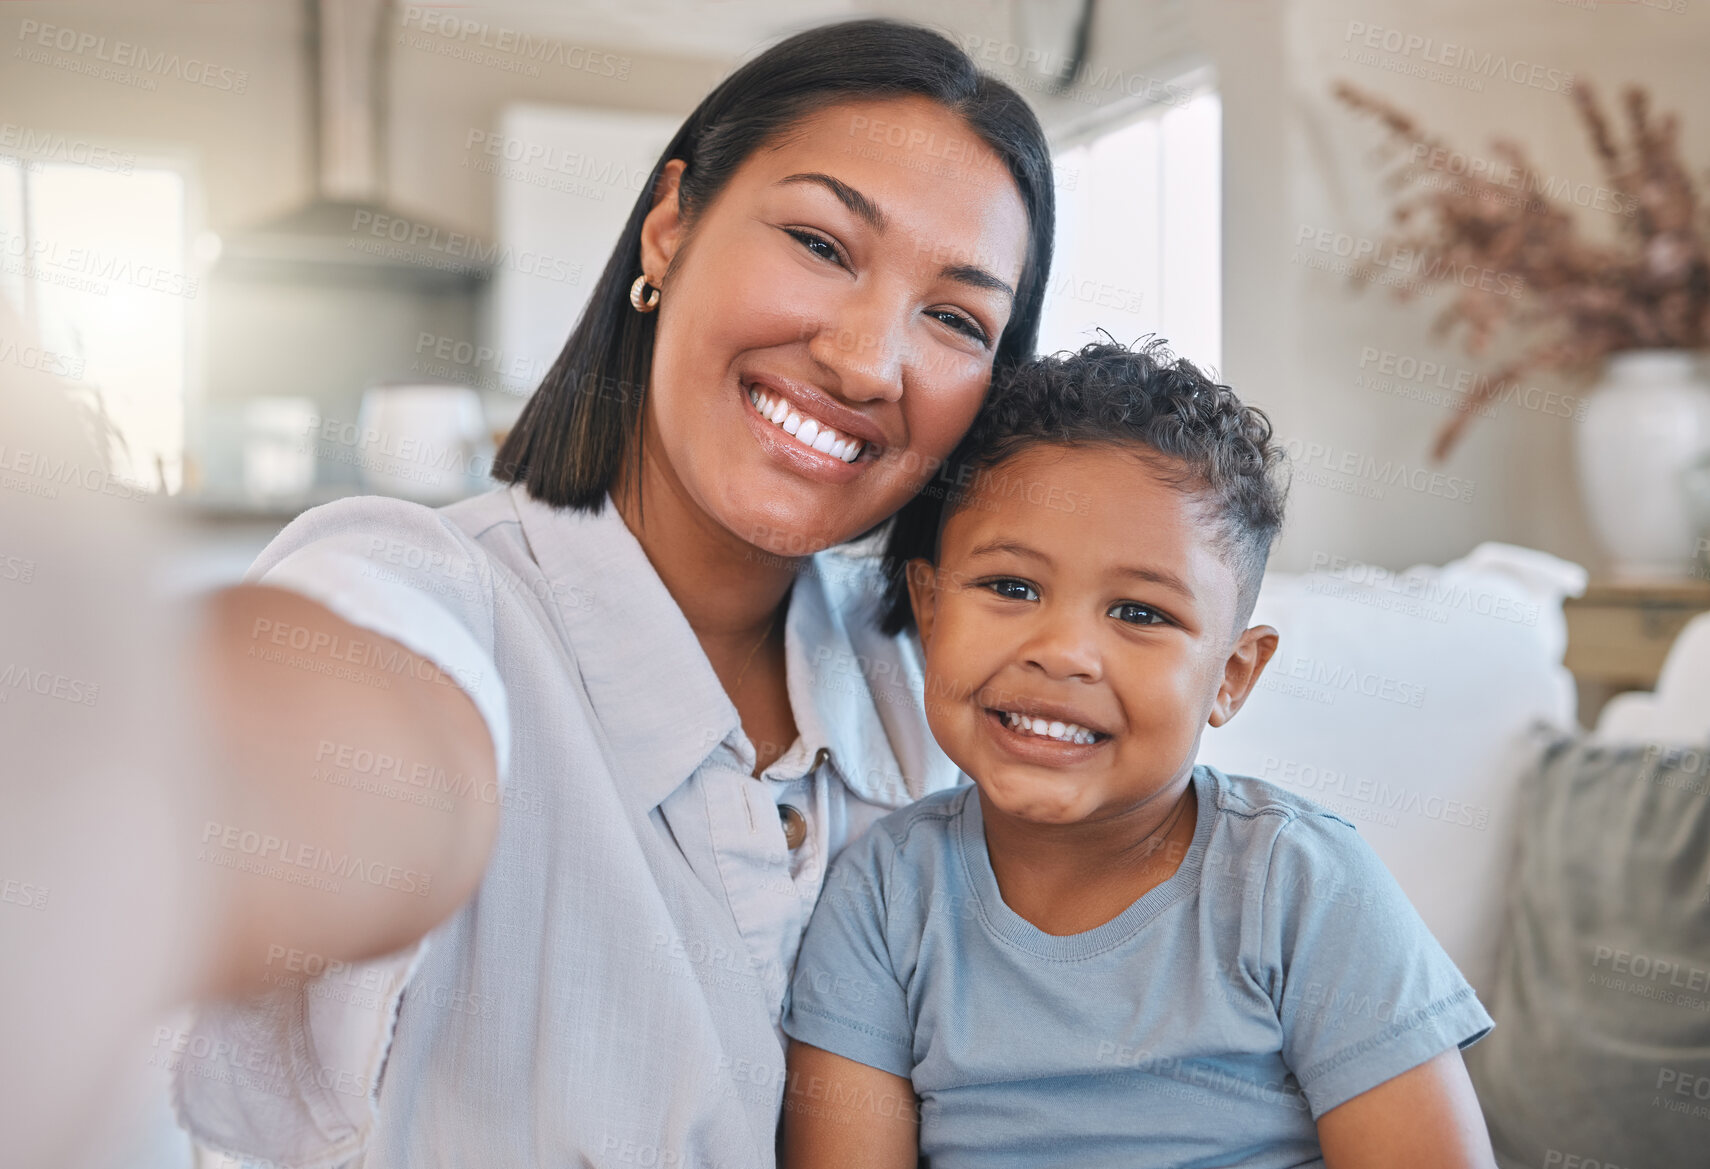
[749,386,864,463]
[1002,710,1099,745]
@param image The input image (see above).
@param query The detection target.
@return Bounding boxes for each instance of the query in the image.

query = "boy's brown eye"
[1110,602,1166,626]
[983,578,1037,602]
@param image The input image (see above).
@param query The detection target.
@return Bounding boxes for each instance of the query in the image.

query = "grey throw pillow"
[1469,736,1710,1168]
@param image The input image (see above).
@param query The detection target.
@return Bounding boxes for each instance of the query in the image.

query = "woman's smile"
[737,372,876,485]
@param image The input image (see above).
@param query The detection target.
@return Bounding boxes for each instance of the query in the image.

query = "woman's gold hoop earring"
[629,275,660,313]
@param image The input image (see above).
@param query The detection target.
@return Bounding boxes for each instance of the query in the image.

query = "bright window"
[1039,86,1221,375]
[0,155,189,492]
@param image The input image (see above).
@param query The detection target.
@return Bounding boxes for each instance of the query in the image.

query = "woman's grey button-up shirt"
[171,482,959,1169]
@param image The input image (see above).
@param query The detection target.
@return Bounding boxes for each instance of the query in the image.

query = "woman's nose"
[805,290,907,404]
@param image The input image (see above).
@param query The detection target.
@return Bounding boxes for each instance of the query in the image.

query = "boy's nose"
[1016,619,1102,683]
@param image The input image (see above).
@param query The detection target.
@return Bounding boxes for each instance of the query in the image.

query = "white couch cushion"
[1198,542,1586,995]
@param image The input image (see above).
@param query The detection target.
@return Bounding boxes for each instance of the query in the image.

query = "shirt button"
[778,804,807,850]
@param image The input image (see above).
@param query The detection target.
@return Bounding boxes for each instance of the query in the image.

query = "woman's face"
[636,95,1032,558]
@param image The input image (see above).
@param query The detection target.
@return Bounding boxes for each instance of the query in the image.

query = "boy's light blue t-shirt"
[781,763,1494,1169]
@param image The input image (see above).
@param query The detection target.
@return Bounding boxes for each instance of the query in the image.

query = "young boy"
[780,341,1497,1168]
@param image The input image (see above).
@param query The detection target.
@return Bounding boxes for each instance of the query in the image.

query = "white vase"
[1575,349,1710,580]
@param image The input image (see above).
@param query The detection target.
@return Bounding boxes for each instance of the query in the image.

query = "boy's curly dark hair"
[877,337,1289,637]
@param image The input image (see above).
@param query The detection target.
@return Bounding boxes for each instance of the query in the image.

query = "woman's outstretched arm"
[183,583,502,1000]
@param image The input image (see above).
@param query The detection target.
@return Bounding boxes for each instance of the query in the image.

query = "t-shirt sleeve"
[172,494,507,1169]
[1262,811,1495,1120]
[238,494,511,782]
[782,823,916,1079]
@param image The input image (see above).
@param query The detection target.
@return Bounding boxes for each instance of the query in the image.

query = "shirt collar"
[508,484,950,816]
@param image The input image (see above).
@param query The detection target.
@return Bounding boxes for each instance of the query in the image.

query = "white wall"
[1198,0,1710,575]
[8,0,1708,573]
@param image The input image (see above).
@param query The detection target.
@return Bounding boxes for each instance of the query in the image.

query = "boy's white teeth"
[748,386,864,463]
[1002,710,1099,745]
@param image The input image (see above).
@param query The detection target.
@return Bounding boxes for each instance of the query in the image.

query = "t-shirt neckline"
[955,763,1219,960]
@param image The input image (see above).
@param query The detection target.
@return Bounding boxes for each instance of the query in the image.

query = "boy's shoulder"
[1203,763,1357,833]
[866,781,977,852]
[1199,764,1400,905]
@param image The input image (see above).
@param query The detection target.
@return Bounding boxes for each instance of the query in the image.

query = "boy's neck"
[978,772,1199,937]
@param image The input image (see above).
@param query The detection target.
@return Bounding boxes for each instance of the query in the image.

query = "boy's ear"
[1208,625,1279,728]
[904,558,939,646]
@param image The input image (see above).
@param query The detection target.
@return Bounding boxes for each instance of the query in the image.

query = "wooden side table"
[1563,579,1710,728]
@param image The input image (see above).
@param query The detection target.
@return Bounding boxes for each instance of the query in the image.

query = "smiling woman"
[155,18,1055,1169]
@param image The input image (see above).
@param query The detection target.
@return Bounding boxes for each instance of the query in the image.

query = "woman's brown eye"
[931,309,990,345]
[786,228,843,267]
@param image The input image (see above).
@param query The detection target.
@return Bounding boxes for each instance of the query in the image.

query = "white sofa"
[1198,542,1591,997]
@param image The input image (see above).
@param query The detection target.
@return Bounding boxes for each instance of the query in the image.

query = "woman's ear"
[1207,625,1279,728]
[905,558,939,647]
[639,158,688,283]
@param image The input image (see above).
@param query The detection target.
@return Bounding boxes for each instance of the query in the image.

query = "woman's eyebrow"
[777,172,888,232]
[775,172,1016,302]
[944,263,1015,302]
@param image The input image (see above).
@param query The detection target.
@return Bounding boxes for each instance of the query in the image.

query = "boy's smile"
[908,443,1278,832]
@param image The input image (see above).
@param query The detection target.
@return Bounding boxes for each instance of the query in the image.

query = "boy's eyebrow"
[967,538,1195,600]
[966,538,1047,564]
[1110,564,1196,601]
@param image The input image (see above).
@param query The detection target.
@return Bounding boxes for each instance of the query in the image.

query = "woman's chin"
[707,479,885,561]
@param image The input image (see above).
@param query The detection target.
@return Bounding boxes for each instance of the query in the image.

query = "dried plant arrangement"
[1333,79,1710,458]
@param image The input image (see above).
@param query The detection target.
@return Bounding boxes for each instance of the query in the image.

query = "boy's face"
[907,444,1279,828]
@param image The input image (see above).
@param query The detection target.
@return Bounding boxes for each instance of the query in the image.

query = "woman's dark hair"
[878,337,1291,636]
[493,18,1056,513]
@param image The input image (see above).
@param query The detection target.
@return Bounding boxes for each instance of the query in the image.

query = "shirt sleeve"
[782,822,916,1079]
[1263,810,1495,1120]
[172,494,507,1169]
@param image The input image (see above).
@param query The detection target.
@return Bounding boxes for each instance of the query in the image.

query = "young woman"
[171,19,1054,1168]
